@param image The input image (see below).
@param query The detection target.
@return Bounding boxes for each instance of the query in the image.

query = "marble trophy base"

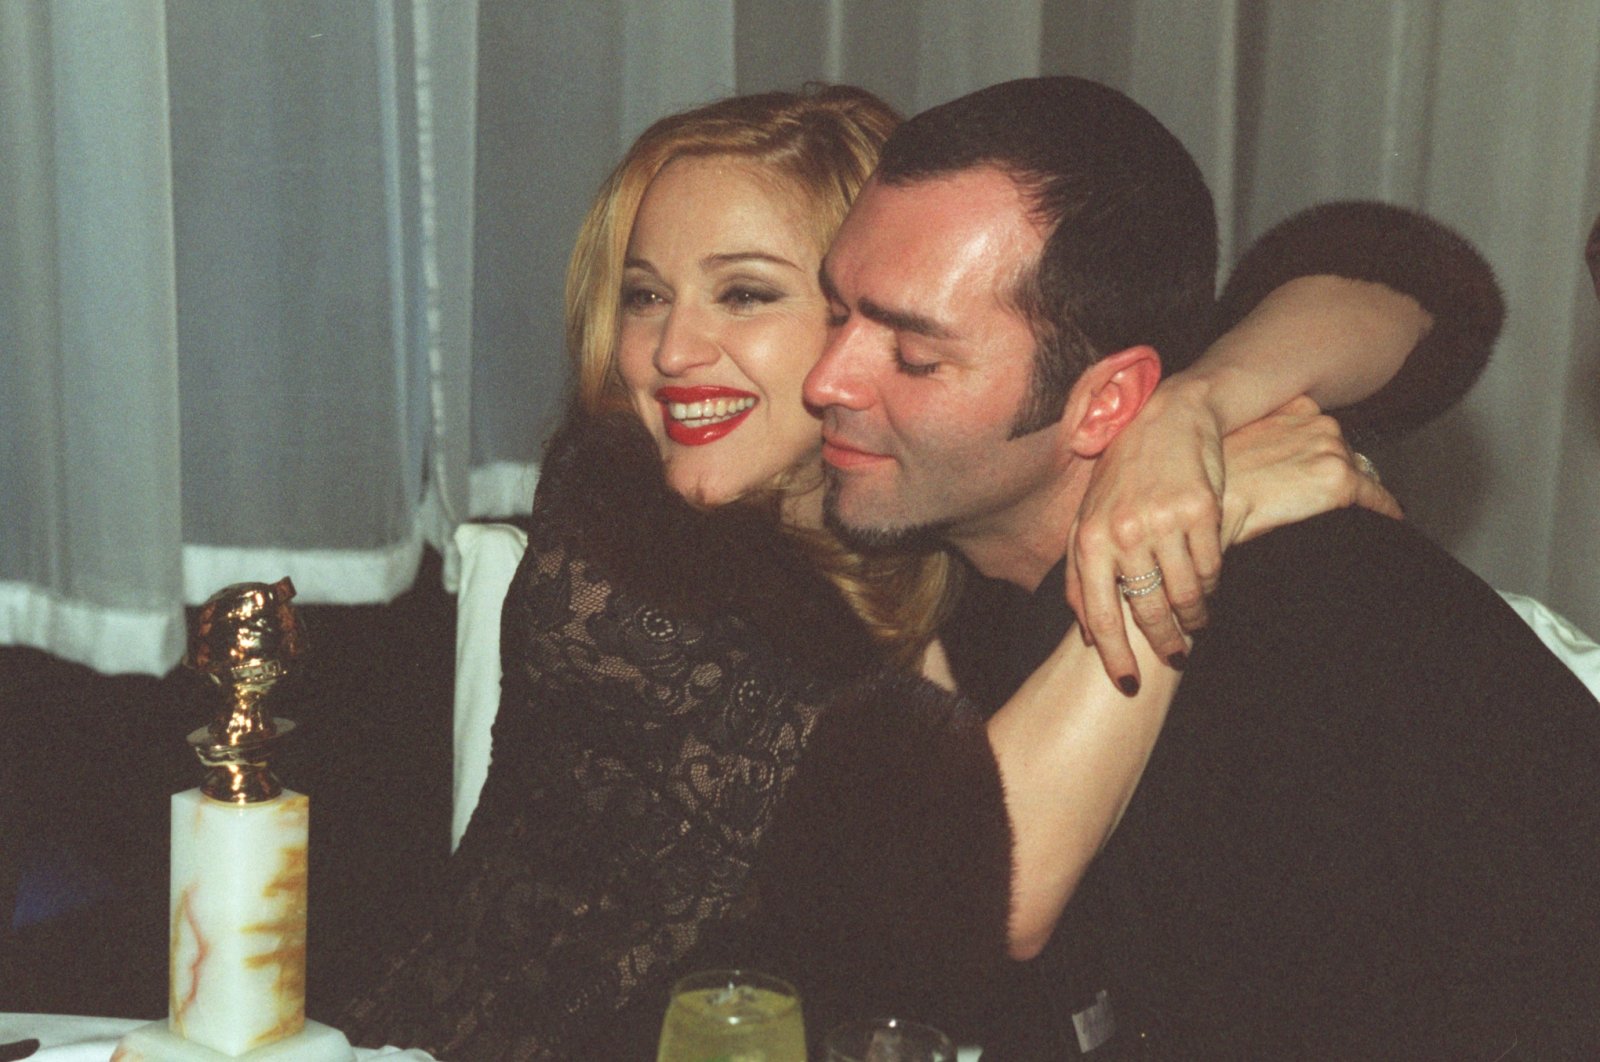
[167,789,317,1053]
[113,1019,354,1061]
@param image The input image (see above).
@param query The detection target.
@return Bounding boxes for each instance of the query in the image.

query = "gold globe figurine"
[184,576,306,804]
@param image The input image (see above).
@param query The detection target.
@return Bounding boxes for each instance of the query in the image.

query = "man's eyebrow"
[818,264,954,339]
[859,297,953,340]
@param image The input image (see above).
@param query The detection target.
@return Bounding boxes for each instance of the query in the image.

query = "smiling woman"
[335,86,958,1060]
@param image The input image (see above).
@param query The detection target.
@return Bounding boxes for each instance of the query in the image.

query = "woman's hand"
[1219,396,1401,546]
[1067,388,1399,692]
[1065,376,1227,688]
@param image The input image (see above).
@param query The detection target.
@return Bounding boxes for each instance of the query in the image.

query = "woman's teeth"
[668,396,754,426]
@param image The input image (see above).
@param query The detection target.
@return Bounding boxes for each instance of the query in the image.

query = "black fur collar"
[532,410,885,681]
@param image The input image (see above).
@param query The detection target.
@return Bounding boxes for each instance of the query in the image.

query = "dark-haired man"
[801,77,1600,1058]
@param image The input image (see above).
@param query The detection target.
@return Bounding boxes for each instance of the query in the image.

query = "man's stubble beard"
[820,469,951,554]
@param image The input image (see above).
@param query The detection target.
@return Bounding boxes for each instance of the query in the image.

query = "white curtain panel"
[4,0,1598,676]
[1,0,186,674]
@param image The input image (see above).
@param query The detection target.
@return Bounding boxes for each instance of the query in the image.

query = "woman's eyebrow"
[703,250,803,271]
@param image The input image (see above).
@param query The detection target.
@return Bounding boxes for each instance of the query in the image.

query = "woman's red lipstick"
[656,386,757,446]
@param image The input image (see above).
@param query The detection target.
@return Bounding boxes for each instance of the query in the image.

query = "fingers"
[1122,559,1190,669]
[1077,542,1141,693]
[1080,544,1199,696]
[1323,437,1402,521]
[1185,525,1224,613]
[1064,520,1092,646]
[1351,472,1405,520]
[1072,499,1225,691]
[1273,394,1322,417]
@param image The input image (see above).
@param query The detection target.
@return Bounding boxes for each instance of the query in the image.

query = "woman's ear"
[1063,345,1162,457]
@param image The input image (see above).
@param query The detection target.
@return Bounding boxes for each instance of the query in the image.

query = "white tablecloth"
[0,1015,435,1061]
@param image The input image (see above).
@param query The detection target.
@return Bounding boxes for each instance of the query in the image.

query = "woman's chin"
[665,471,742,509]
[663,458,823,515]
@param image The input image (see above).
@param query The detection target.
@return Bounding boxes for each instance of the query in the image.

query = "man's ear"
[1062,345,1162,458]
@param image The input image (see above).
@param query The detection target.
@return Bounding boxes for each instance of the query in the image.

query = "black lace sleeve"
[338,531,833,1060]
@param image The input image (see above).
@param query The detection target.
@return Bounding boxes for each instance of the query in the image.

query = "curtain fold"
[5,1,1598,676]
[411,0,480,590]
[167,1,421,593]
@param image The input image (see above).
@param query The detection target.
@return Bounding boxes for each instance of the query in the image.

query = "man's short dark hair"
[875,77,1218,436]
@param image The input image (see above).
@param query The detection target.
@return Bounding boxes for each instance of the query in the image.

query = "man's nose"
[803,322,873,412]
[653,307,720,376]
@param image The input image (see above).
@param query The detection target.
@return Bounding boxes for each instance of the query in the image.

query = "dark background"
[0,550,457,1021]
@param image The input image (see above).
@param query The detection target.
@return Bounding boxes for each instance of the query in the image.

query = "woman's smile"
[656,385,758,445]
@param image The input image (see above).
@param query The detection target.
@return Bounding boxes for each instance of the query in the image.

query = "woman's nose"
[653,307,720,376]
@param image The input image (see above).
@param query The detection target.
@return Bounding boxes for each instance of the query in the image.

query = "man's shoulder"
[1214,507,1488,623]
[1226,504,1441,569]
[1186,508,1570,711]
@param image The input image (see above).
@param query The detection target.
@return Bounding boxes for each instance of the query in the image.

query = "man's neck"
[946,463,1090,593]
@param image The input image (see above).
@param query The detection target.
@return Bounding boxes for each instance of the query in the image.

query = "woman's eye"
[621,286,664,312]
[720,285,780,309]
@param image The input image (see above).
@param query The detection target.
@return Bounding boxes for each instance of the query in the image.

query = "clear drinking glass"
[824,1017,956,1062]
[656,968,807,1062]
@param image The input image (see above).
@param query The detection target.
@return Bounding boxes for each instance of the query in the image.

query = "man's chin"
[822,486,947,554]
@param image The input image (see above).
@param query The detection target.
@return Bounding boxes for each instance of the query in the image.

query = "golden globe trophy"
[115,579,354,1061]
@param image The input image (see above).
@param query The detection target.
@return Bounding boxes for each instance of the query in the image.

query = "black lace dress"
[337,412,901,1059]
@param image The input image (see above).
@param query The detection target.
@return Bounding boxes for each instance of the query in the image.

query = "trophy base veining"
[112,1019,354,1061]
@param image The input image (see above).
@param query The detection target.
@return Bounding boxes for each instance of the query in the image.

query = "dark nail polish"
[1118,675,1140,696]
[1168,651,1187,671]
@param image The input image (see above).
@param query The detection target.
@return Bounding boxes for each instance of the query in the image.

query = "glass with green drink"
[655,969,806,1062]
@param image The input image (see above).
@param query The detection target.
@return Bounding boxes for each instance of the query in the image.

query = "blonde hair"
[562,85,958,664]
